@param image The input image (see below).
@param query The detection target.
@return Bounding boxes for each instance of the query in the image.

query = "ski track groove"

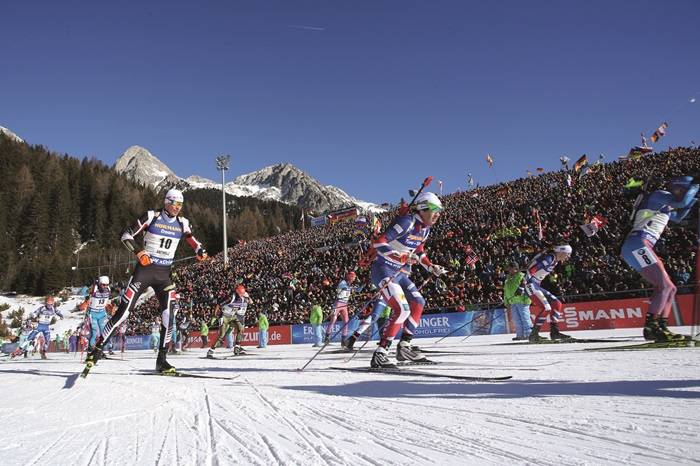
[219,400,280,464]
[303,405,418,462]
[243,376,332,465]
[206,389,269,465]
[203,386,218,466]
[154,411,175,466]
[84,441,101,466]
[26,430,67,466]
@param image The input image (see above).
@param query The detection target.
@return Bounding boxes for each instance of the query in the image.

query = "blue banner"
[291,309,508,344]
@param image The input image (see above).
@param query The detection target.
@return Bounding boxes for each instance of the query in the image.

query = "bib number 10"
[159,238,173,249]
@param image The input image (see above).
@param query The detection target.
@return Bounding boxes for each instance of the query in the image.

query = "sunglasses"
[168,201,183,208]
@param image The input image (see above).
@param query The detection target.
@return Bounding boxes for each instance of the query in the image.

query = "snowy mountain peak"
[0,125,24,143]
[115,149,383,213]
[114,146,179,189]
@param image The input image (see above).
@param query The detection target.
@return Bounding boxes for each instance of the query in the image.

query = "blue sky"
[1,0,699,204]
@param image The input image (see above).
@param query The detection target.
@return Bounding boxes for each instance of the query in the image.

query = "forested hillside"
[0,134,302,294]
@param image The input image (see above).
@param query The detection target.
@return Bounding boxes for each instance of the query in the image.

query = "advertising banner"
[189,325,292,347]
[530,294,697,331]
[310,215,327,227]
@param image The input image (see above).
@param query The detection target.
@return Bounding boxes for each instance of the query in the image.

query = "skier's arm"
[120,212,152,253]
[181,218,207,260]
[668,185,699,223]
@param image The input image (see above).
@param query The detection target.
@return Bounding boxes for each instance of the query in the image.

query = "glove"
[136,250,152,267]
[196,248,208,261]
[428,264,447,277]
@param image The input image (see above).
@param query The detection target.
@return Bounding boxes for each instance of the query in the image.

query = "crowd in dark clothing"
[127,147,700,334]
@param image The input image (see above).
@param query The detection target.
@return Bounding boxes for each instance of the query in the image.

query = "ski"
[396,359,439,366]
[141,371,241,381]
[586,338,700,352]
[329,366,512,382]
[79,362,94,379]
[498,337,635,345]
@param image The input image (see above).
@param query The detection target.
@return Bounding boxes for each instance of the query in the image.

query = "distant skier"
[79,276,113,351]
[207,284,250,358]
[12,296,63,359]
[621,175,698,341]
[343,295,389,351]
[324,272,358,346]
[524,245,573,341]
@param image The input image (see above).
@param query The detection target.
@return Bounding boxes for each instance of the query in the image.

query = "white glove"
[428,264,447,277]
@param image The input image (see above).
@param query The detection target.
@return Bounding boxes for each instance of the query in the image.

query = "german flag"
[573,154,588,173]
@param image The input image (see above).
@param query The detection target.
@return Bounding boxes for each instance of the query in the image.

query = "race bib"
[633,246,658,268]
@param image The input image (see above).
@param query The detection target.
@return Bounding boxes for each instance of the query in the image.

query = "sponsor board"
[532,294,697,331]
[189,325,292,347]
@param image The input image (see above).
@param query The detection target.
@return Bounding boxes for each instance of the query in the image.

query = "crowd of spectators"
[127,147,700,334]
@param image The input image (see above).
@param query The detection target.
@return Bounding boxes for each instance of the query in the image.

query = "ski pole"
[298,267,404,371]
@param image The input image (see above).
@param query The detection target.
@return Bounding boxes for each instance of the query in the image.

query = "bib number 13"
[633,246,657,268]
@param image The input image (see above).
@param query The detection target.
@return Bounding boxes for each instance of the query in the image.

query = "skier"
[370,192,446,368]
[621,175,698,341]
[324,271,357,346]
[150,318,161,352]
[11,321,38,359]
[19,296,63,359]
[343,296,389,351]
[207,284,250,358]
[524,245,573,341]
[84,188,207,374]
[79,276,112,351]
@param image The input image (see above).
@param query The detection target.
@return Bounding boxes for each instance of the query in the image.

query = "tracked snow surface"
[1,328,699,465]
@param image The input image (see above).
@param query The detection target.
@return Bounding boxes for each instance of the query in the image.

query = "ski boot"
[85,342,105,368]
[40,350,47,360]
[156,349,177,375]
[643,314,657,341]
[370,346,397,369]
[340,337,347,348]
[323,334,330,345]
[396,339,428,363]
[528,326,548,342]
[343,335,357,352]
[234,345,246,355]
[654,317,685,342]
[549,323,571,341]
[206,348,216,359]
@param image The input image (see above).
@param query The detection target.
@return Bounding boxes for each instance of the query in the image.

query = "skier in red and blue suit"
[369,192,446,368]
[524,245,572,341]
[621,175,698,342]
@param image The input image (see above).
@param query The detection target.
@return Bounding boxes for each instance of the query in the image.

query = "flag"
[464,245,479,267]
[650,122,668,143]
[559,156,570,169]
[628,146,653,159]
[573,154,588,172]
[532,207,543,240]
[580,214,608,237]
[526,170,533,177]
[438,180,443,195]
[624,178,643,189]
[467,173,474,188]
[566,174,573,187]
[536,167,545,173]
[486,154,494,167]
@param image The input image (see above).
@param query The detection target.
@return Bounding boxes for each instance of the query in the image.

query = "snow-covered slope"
[0,125,24,143]
[1,329,699,465]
